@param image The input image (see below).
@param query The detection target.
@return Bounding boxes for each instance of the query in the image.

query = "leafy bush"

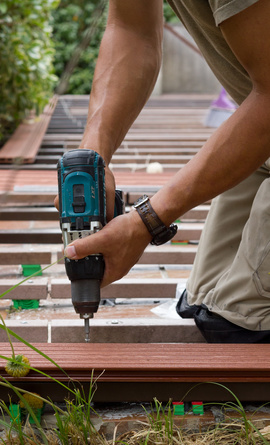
[0,0,59,143]
[52,0,107,95]
[0,0,178,143]
[52,0,178,96]
[164,1,179,23]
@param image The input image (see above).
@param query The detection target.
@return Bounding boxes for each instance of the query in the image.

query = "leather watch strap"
[133,195,178,245]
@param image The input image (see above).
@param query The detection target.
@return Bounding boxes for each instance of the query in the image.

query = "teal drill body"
[57,149,108,342]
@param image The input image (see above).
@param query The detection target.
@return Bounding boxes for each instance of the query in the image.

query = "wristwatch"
[133,195,178,246]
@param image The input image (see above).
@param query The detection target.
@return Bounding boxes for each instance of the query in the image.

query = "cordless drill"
[57,149,123,342]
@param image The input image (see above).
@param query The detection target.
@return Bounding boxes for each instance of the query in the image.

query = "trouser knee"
[194,306,270,344]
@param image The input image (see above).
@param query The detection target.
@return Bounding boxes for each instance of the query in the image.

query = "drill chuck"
[65,253,105,319]
[71,279,100,316]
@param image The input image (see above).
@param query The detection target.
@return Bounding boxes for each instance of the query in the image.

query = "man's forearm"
[151,90,270,226]
[79,3,163,165]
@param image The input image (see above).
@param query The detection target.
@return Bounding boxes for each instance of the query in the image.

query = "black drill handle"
[67,188,124,316]
[114,189,125,217]
[65,189,124,283]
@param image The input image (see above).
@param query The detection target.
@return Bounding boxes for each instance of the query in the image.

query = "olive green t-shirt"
[209,0,259,25]
[166,0,260,104]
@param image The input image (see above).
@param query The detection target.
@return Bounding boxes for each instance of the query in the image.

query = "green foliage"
[51,0,178,96]
[163,1,179,23]
[0,0,59,143]
[51,0,107,95]
[0,0,178,142]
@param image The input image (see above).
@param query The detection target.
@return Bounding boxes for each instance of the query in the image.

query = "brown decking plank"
[0,97,58,164]
[1,343,270,382]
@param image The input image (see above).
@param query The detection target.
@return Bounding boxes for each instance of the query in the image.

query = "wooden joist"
[139,244,197,265]
[104,154,195,164]
[0,244,196,266]
[0,247,54,265]
[50,277,181,300]
[0,205,209,221]
[0,278,48,299]
[0,223,203,244]
[0,192,57,205]
[0,276,181,300]
[117,146,200,154]
[0,229,61,244]
[43,133,212,143]
[0,207,59,221]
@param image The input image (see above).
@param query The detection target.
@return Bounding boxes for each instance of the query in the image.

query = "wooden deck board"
[1,341,269,402]
[0,97,58,164]
[1,343,270,381]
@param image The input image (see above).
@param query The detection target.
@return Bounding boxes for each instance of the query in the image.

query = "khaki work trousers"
[186,163,270,331]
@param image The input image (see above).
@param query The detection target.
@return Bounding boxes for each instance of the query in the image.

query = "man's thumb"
[64,231,103,260]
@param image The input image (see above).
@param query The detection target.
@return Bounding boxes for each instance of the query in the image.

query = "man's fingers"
[64,244,77,259]
[54,195,59,211]
[64,212,151,288]
[64,229,106,260]
[104,166,116,221]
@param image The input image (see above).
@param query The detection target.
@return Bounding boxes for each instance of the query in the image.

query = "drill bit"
[84,318,90,343]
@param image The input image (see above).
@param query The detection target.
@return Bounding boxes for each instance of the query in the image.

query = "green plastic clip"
[28,407,43,424]
[9,404,21,424]
[192,401,204,415]
[13,300,40,310]
[22,264,42,277]
[173,402,185,416]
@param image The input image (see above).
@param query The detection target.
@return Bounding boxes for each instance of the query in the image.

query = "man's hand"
[64,209,152,287]
[103,165,116,221]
